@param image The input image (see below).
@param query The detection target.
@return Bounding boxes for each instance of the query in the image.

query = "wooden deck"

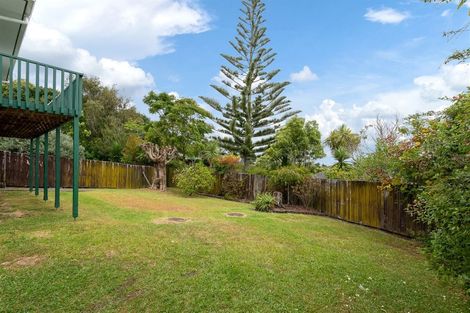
[0,106,72,138]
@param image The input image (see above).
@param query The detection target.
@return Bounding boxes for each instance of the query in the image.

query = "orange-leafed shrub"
[215,154,241,166]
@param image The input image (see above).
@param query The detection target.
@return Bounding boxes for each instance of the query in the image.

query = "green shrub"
[175,163,215,196]
[253,193,276,212]
[322,165,358,180]
[396,91,470,291]
[269,165,310,189]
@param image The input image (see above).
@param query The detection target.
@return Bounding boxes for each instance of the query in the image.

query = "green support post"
[72,117,79,219]
[29,139,34,192]
[35,137,40,196]
[55,128,61,208]
[43,132,49,201]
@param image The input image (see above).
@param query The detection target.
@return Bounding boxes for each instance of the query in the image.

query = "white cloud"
[305,99,345,138]
[304,63,470,137]
[364,8,409,24]
[29,0,211,60]
[19,0,211,104]
[22,23,154,99]
[290,66,319,83]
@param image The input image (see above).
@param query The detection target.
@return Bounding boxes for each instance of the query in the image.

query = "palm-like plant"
[325,124,361,168]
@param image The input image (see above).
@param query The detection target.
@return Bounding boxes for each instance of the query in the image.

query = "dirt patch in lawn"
[152,217,191,224]
[1,255,45,269]
[97,193,191,213]
[105,250,118,258]
[225,212,247,218]
[0,210,28,218]
[30,230,52,238]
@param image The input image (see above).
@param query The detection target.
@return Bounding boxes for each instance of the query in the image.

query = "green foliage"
[322,165,358,180]
[200,0,299,165]
[253,193,276,212]
[269,165,311,189]
[396,92,470,289]
[121,135,148,164]
[353,118,404,184]
[175,163,216,196]
[144,92,213,160]
[325,124,361,169]
[1,80,53,103]
[258,117,324,169]
[63,77,149,162]
[0,132,85,158]
[246,165,271,176]
[196,140,220,166]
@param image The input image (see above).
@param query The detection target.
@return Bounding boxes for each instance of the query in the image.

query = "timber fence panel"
[0,151,155,189]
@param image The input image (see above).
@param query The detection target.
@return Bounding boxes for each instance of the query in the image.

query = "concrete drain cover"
[167,217,189,222]
[153,217,190,224]
[225,212,247,218]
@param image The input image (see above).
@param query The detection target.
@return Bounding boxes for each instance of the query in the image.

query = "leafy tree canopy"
[258,116,324,169]
[62,77,149,162]
[144,92,214,160]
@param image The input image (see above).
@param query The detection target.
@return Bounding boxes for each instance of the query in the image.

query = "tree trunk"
[151,164,159,189]
[159,163,167,192]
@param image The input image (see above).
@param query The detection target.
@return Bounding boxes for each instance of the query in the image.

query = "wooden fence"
[2,152,422,236]
[206,172,423,236]
[0,151,155,189]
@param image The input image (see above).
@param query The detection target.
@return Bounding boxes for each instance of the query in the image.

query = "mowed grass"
[0,189,468,313]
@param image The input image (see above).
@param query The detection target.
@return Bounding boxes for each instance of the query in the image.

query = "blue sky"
[22,0,470,143]
[144,0,466,102]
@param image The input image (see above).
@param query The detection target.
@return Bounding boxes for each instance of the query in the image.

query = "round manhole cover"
[153,217,190,224]
[225,212,247,217]
[167,217,189,222]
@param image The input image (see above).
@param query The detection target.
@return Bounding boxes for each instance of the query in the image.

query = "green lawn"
[0,189,468,312]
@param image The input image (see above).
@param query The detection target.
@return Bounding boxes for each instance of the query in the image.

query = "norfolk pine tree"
[201,0,299,166]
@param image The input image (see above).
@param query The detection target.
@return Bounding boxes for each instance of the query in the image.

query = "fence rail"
[0,151,155,189]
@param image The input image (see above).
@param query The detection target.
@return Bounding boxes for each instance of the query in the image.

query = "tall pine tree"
[201,0,299,166]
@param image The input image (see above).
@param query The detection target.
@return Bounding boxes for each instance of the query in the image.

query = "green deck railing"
[0,52,83,117]
[0,52,82,219]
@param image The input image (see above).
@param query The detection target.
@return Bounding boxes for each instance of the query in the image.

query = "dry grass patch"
[0,210,27,218]
[98,192,192,213]
[1,255,45,269]
[29,230,52,238]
